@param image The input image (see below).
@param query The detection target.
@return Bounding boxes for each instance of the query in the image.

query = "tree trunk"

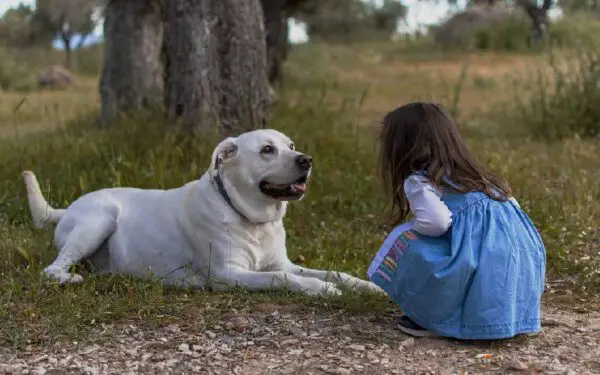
[99,0,164,124]
[163,0,271,134]
[517,0,551,44]
[76,33,89,49]
[61,33,72,69]
[260,0,313,86]
[261,0,288,86]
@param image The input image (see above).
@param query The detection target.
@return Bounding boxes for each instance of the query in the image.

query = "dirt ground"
[1,301,598,375]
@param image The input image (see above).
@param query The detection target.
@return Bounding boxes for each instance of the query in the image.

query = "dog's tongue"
[292,183,307,193]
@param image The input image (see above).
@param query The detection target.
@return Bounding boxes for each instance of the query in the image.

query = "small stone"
[178,343,190,352]
[542,318,563,327]
[227,316,250,330]
[333,368,351,375]
[165,324,180,333]
[281,339,300,346]
[347,344,365,351]
[205,330,217,339]
[5,364,23,373]
[289,327,307,337]
[32,355,48,363]
[78,345,100,355]
[58,355,73,367]
[399,338,415,349]
[506,359,528,371]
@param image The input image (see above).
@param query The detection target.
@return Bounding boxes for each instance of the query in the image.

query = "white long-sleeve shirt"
[404,174,520,237]
[404,174,453,237]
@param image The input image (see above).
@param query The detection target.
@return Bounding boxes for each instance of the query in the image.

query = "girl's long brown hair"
[378,102,512,226]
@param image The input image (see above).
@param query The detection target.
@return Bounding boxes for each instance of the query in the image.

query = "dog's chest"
[238,222,285,271]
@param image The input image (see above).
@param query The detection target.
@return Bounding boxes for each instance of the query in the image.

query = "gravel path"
[1,303,599,375]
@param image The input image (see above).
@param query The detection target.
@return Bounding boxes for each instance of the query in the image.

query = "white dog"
[22,129,383,296]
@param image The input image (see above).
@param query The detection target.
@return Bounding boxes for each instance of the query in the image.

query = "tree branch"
[542,0,553,11]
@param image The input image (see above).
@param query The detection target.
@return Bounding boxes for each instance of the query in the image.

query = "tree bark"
[260,0,313,86]
[163,0,271,134]
[517,0,552,43]
[61,32,72,69]
[261,0,287,86]
[99,0,164,124]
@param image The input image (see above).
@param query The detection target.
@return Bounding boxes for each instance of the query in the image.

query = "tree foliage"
[294,0,407,42]
[0,5,40,47]
[560,0,600,12]
[0,0,103,66]
[33,0,104,66]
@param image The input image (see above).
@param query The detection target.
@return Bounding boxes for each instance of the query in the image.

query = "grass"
[509,48,600,139]
[0,103,395,348]
[0,41,599,348]
[0,77,98,139]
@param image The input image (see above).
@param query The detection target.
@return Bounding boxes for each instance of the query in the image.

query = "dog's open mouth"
[260,174,308,200]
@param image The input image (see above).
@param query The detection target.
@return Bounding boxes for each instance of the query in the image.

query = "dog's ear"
[211,137,238,170]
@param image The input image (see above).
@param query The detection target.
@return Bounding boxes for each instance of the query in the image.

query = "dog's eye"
[261,145,275,154]
[290,143,295,150]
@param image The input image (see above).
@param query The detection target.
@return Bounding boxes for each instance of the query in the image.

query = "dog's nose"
[295,154,313,171]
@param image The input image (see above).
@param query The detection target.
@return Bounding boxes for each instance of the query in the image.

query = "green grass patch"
[0,48,37,92]
[508,48,600,140]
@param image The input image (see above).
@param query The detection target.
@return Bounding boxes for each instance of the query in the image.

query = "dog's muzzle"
[259,154,312,200]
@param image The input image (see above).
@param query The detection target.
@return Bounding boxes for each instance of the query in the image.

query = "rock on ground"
[0,304,599,374]
[38,65,74,89]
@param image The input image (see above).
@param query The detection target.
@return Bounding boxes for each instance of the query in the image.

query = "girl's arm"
[404,174,452,237]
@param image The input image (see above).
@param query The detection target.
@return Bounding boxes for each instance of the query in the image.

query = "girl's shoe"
[395,315,438,338]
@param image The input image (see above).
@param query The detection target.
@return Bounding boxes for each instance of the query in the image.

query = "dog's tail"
[21,170,66,229]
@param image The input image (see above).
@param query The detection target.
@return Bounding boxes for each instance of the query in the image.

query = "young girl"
[368,102,546,340]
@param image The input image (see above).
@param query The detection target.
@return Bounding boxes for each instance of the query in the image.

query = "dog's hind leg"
[44,215,117,284]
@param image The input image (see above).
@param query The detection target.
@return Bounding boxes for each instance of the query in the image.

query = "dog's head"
[209,129,312,223]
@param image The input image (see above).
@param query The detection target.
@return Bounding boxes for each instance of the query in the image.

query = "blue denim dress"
[368,190,546,340]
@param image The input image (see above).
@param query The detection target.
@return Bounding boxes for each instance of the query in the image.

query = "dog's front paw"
[321,281,343,296]
[304,281,341,297]
[42,266,83,285]
[364,281,385,294]
[337,277,385,295]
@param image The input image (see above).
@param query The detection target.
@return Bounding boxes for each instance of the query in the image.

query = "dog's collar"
[213,172,250,222]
